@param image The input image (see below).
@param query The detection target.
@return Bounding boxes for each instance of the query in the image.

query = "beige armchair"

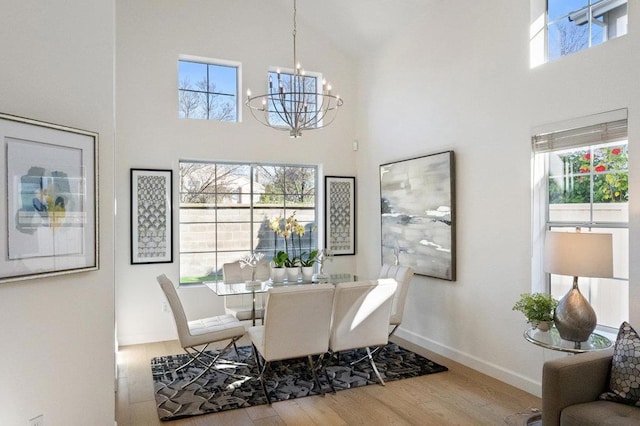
[542,348,640,425]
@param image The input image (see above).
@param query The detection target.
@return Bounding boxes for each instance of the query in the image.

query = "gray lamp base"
[553,277,596,343]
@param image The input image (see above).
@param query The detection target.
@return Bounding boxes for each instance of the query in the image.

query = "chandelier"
[245,0,343,138]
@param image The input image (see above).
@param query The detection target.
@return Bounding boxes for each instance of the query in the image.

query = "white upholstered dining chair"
[328,279,397,385]
[378,264,414,337]
[248,283,335,404]
[222,261,270,323]
[157,274,246,388]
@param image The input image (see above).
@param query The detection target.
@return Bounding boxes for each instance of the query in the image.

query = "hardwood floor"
[115,335,541,425]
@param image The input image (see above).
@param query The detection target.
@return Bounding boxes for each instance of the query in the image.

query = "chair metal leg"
[181,337,240,388]
[366,347,385,386]
[252,344,272,405]
[175,343,210,372]
[307,355,325,396]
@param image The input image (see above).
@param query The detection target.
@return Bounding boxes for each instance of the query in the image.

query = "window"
[532,112,629,330]
[266,70,320,129]
[178,58,239,122]
[547,0,627,62]
[179,161,317,285]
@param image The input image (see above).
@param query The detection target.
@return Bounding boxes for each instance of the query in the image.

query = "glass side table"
[524,326,613,353]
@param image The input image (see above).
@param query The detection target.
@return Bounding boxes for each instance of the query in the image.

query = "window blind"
[532,119,628,153]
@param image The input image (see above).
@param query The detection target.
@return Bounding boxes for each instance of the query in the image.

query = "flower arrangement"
[239,252,265,281]
[269,211,311,268]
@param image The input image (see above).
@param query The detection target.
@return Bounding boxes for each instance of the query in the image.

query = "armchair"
[542,348,640,425]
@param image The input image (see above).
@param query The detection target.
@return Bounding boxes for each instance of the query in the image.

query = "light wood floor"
[115,335,541,425]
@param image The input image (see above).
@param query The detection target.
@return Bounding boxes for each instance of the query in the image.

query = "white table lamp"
[543,230,613,344]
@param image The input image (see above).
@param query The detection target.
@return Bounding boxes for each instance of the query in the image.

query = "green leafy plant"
[299,249,318,267]
[512,293,558,324]
[272,251,288,268]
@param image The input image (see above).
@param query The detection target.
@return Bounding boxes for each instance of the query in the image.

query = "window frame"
[178,55,242,122]
[529,0,628,67]
[178,160,319,286]
[531,111,629,332]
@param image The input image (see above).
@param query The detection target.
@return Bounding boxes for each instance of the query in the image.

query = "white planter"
[271,267,286,283]
[301,266,314,282]
[286,266,300,283]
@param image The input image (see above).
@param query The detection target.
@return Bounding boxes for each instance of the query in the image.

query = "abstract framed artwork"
[380,151,456,280]
[0,113,98,283]
[325,176,355,256]
[130,168,173,264]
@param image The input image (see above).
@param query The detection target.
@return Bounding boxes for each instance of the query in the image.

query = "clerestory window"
[178,58,240,122]
[530,0,628,66]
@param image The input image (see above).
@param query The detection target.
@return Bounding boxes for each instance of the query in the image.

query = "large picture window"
[532,112,629,330]
[179,161,317,285]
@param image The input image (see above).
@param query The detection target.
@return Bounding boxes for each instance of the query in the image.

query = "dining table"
[205,273,355,326]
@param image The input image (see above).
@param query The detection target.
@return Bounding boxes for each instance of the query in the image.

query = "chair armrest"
[542,348,613,426]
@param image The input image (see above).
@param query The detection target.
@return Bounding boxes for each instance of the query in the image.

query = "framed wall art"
[324,175,355,255]
[0,113,98,283]
[130,168,173,264]
[380,151,456,280]
[131,169,173,264]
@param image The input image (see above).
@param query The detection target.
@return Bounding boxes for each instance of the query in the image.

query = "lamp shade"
[543,231,613,278]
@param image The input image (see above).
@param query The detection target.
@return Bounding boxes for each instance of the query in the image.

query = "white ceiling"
[274,0,431,57]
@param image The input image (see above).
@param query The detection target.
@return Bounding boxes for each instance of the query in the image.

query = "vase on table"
[286,266,300,283]
[271,266,286,283]
[301,266,314,282]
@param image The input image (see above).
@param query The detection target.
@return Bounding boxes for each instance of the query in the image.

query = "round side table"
[524,326,612,353]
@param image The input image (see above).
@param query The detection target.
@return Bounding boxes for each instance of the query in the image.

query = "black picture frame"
[380,151,456,280]
[324,175,356,256]
[130,168,173,264]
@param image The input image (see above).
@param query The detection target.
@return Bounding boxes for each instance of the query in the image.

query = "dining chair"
[378,264,414,337]
[328,279,397,385]
[247,283,335,404]
[157,274,246,388]
[222,261,270,323]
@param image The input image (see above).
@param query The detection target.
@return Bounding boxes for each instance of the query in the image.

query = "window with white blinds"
[531,110,629,330]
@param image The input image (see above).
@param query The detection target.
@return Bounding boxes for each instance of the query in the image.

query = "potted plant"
[512,293,558,331]
[270,251,288,283]
[299,249,318,281]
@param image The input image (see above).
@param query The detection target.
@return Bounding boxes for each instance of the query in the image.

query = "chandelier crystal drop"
[245,0,343,138]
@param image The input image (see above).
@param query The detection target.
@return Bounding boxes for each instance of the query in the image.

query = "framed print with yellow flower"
[0,113,98,283]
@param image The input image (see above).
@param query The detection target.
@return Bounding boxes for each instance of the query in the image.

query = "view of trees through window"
[547,0,627,61]
[178,60,238,121]
[179,161,317,284]
[546,140,629,329]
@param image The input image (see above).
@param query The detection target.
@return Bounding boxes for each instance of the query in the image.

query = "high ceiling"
[273,0,430,57]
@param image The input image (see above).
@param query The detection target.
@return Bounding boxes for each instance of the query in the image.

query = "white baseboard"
[395,327,542,397]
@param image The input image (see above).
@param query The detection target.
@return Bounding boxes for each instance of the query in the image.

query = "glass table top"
[205,273,355,296]
[523,326,613,353]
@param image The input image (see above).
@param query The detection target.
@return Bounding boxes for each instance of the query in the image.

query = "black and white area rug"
[151,343,448,421]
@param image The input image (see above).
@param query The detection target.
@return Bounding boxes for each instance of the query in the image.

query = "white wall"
[115,0,358,345]
[0,1,116,425]
[355,0,640,397]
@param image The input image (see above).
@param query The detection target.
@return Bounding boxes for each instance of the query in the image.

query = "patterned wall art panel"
[130,169,173,264]
[380,151,456,280]
[0,113,98,283]
[324,176,355,255]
